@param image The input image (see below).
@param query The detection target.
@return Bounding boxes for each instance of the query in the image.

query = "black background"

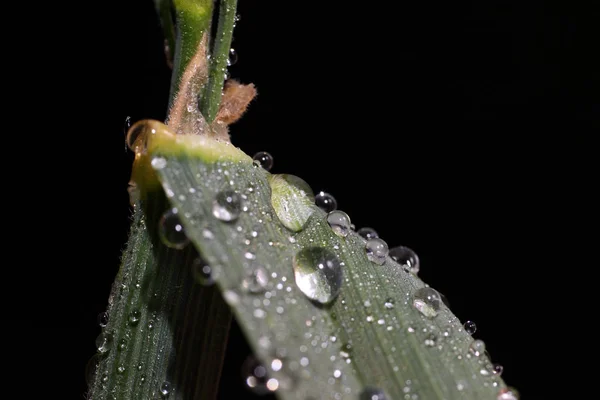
[8,0,597,399]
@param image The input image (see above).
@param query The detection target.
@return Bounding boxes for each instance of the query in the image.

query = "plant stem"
[199,0,238,123]
[153,0,177,67]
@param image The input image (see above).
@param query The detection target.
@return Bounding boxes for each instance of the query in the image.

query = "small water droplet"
[326,210,351,237]
[243,356,271,395]
[464,320,477,335]
[158,209,189,249]
[384,298,395,309]
[357,227,378,240]
[128,310,141,326]
[227,48,238,66]
[151,156,167,170]
[456,380,468,391]
[96,332,113,354]
[412,287,441,318]
[315,191,337,212]
[493,363,504,376]
[333,369,342,378]
[366,238,389,265]
[497,387,520,400]
[469,339,485,356]
[117,365,126,374]
[389,246,420,274]
[242,268,269,293]
[252,151,273,171]
[293,247,343,304]
[212,190,242,222]
[360,386,387,400]
[118,338,127,351]
[97,311,108,328]
[424,333,437,347]
[148,320,154,330]
[192,257,215,285]
[160,381,171,397]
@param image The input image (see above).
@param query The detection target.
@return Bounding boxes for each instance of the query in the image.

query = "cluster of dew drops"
[111,120,517,397]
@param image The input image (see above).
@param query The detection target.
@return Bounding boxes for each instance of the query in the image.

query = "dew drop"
[389,246,420,274]
[242,268,269,293]
[440,292,450,308]
[151,156,167,170]
[293,247,343,304]
[95,332,113,354]
[129,310,141,326]
[493,363,504,376]
[366,238,389,265]
[252,151,273,171]
[326,210,351,237]
[97,311,108,328]
[227,48,238,66]
[160,381,171,397]
[456,380,468,391]
[497,387,520,400]
[212,190,242,222]
[315,191,337,212]
[424,333,437,347]
[192,257,215,286]
[384,298,395,309]
[357,227,378,240]
[412,287,441,318]
[243,356,271,395]
[158,208,189,249]
[469,339,485,357]
[360,386,388,400]
[464,320,477,335]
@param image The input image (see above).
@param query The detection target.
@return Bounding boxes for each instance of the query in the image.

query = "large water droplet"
[160,381,171,397]
[227,48,238,66]
[464,320,477,335]
[366,238,389,265]
[412,287,441,318]
[315,191,337,212]
[192,257,215,286]
[96,332,113,354]
[243,356,272,395]
[129,310,140,326]
[469,339,485,357]
[326,210,351,237]
[360,386,387,400]
[497,387,520,400]
[252,151,273,171]
[158,208,189,249]
[357,227,378,240]
[212,190,242,222]
[242,268,269,293]
[97,311,108,328]
[389,246,420,274]
[293,247,343,305]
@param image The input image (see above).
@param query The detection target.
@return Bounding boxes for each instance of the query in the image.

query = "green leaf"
[144,127,510,399]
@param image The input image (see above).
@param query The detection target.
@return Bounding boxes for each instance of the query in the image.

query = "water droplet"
[129,310,141,326]
[148,320,154,329]
[160,381,171,397]
[493,363,504,375]
[360,386,387,400]
[124,116,132,137]
[469,339,485,356]
[357,227,378,240]
[158,208,189,249]
[412,287,441,318]
[85,354,102,385]
[389,246,420,274]
[497,387,520,400]
[97,311,108,328]
[118,338,127,351]
[366,238,389,265]
[333,369,342,378]
[315,191,337,212]
[242,268,269,293]
[151,156,167,170]
[456,380,468,391]
[384,298,395,309]
[212,190,242,222]
[117,365,126,374]
[326,210,351,237]
[424,334,437,347]
[95,332,113,354]
[464,320,477,335]
[243,356,271,395]
[440,292,450,308]
[293,247,343,304]
[227,48,238,66]
[252,151,273,171]
[192,257,215,286]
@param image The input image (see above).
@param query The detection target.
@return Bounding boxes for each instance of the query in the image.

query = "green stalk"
[199,0,238,122]
[153,0,176,66]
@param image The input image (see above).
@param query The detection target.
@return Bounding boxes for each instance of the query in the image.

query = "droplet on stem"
[293,247,343,305]
[366,238,389,265]
[464,320,477,335]
[315,191,337,213]
[412,287,441,318]
[326,210,351,237]
[389,245,420,274]
[357,227,378,240]
[158,208,189,249]
[213,190,242,222]
[252,151,273,171]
